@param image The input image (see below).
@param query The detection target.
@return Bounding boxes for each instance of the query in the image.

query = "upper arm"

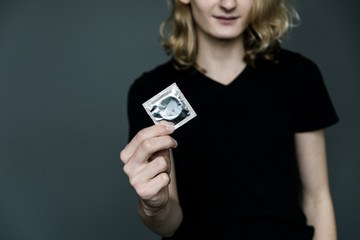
[295,129,331,199]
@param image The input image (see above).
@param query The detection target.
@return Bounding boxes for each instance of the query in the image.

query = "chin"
[209,28,245,41]
[212,33,243,41]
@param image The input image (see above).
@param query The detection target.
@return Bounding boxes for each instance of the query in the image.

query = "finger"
[148,155,171,175]
[137,172,170,200]
[148,149,170,162]
[129,156,170,190]
[130,135,177,166]
[120,123,175,164]
[122,137,175,176]
[124,148,170,179]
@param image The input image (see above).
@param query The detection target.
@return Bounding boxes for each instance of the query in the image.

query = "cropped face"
[179,0,253,40]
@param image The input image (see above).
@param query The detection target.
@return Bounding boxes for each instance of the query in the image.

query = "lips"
[213,15,240,24]
[214,16,239,20]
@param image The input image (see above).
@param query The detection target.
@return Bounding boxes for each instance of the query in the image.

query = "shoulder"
[278,49,319,72]
[131,60,175,89]
[256,49,324,88]
[278,49,324,90]
[256,48,319,73]
[128,60,177,102]
[126,61,177,137]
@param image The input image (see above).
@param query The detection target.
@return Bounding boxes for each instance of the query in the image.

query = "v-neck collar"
[190,64,251,88]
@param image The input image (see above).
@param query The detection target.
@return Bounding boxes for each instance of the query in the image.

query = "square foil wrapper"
[142,83,197,129]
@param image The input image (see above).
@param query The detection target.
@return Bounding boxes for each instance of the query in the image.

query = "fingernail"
[174,140,178,148]
[166,125,175,132]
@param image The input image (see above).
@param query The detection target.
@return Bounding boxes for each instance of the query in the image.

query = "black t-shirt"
[126,49,339,240]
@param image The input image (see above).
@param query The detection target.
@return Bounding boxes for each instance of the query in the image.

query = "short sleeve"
[127,75,153,141]
[294,62,339,132]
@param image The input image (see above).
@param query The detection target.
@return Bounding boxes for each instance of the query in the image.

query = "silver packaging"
[142,83,197,129]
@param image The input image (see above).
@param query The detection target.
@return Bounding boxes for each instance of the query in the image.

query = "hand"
[120,123,178,216]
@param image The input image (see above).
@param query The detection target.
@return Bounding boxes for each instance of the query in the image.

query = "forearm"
[302,194,337,240]
[138,198,183,237]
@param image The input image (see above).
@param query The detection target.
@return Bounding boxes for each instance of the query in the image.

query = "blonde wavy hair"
[160,0,299,68]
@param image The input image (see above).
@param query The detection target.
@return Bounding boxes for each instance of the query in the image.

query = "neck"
[195,30,247,85]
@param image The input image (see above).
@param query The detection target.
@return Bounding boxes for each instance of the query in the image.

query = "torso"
[127,49,338,239]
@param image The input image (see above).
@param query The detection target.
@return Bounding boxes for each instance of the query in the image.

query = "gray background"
[0,0,359,239]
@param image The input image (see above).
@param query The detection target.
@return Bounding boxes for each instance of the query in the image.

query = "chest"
[175,71,296,148]
[170,69,299,197]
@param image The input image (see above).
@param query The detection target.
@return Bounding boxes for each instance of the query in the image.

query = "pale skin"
[120,124,182,237]
[295,130,337,240]
[120,0,337,238]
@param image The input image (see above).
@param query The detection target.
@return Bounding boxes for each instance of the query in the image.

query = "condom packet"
[142,83,197,129]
